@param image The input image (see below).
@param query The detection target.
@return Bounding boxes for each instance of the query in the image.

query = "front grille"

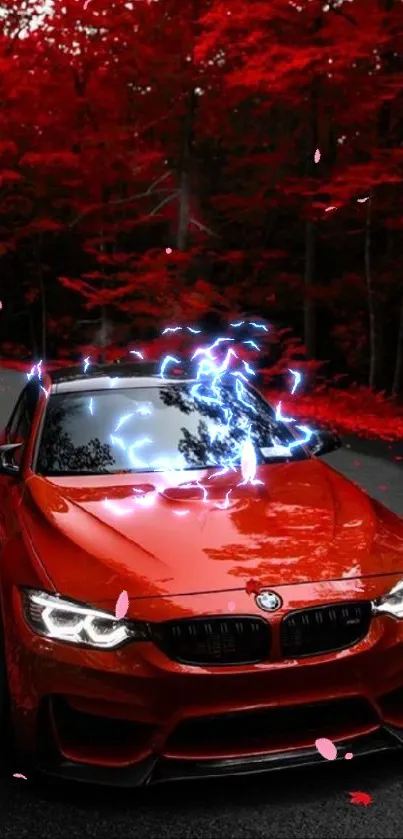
[152,616,271,665]
[281,601,372,658]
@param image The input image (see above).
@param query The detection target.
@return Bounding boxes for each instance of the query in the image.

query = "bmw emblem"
[255,591,282,612]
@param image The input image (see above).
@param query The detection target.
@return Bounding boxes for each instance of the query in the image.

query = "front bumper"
[7,577,403,787]
[34,726,403,787]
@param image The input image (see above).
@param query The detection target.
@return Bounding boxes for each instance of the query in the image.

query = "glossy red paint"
[1,371,403,785]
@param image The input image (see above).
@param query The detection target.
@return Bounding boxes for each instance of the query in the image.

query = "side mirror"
[309,429,342,457]
[0,443,23,476]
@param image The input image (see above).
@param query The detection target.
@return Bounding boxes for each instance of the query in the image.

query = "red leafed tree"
[41,0,235,354]
[196,0,403,387]
[1,0,403,398]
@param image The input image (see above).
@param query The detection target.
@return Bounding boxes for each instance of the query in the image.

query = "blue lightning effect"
[83,356,91,373]
[27,359,42,381]
[128,437,152,469]
[215,490,232,509]
[269,425,314,456]
[190,347,237,408]
[235,378,257,413]
[115,413,134,432]
[103,323,314,514]
[242,360,256,377]
[89,398,94,415]
[289,368,302,395]
[135,404,153,417]
[243,340,260,351]
[161,325,201,335]
[181,480,209,502]
[110,435,126,450]
[275,401,295,423]
[191,337,234,361]
[249,322,268,331]
[288,425,314,450]
[160,355,181,377]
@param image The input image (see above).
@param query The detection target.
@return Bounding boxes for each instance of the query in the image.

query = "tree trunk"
[28,310,37,357]
[39,272,46,359]
[364,195,379,389]
[392,293,403,399]
[176,89,196,252]
[36,234,47,359]
[99,305,108,363]
[98,225,107,362]
[303,218,316,361]
[301,11,324,378]
[177,168,190,252]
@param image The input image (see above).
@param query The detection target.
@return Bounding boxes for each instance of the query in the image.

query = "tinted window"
[6,383,40,465]
[7,392,26,440]
[35,379,308,476]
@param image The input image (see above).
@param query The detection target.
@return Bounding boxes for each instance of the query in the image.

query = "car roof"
[47,362,196,394]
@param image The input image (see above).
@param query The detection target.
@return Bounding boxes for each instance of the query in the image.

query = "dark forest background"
[0,0,402,395]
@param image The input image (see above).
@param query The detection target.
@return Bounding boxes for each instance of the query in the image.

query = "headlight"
[22,589,150,649]
[372,580,403,619]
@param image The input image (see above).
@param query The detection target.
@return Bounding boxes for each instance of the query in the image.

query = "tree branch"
[189,216,218,237]
[69,171,173,228]
[148,192,179,216]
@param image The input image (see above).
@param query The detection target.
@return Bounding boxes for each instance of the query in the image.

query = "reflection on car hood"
[23,459,403,604]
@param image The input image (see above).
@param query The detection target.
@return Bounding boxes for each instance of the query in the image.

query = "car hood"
[23,459,403,604]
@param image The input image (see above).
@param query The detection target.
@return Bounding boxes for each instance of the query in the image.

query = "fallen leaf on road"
[349,791,373,806]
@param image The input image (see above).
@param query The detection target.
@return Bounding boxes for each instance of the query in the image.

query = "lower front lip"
[33,725,403,787]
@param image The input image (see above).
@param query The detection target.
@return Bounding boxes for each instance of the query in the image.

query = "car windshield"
[35,379,309,476]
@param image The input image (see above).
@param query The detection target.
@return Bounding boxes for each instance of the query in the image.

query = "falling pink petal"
[345,752,354,760]
[314,148,321,163]
[165,247,172,254]
[357,197,370,203]
[115,590,129,620]
[228,600,236,611]
[378,484,388,491]
[13,773,27,780]
[325,206,337,212]
[315,737,337,760]
[241,438,257,484]
[0,301,2,310]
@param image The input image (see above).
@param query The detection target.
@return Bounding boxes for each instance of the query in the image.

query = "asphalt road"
[1,368,403,838]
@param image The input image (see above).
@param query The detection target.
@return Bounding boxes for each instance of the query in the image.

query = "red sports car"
[1,361,403,786]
